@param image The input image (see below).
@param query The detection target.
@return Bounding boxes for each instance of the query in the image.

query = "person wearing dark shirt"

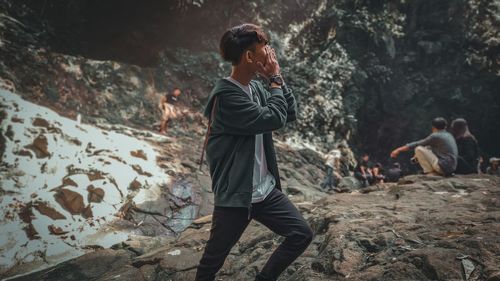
[391,117,458,176]
[354,153,373,187]
[158,88,182,134]
[166,87,182,104]
[450,118,480,174]
[385,162,402,182]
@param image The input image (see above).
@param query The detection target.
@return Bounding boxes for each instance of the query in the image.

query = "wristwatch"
[269,74,284,86]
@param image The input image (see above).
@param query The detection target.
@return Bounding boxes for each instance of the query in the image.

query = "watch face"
[272,75,283,85]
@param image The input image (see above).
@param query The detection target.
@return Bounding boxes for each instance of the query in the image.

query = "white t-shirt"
[225,77,276,203]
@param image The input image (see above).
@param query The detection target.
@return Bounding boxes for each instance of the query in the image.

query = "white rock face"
[0,89,168,275]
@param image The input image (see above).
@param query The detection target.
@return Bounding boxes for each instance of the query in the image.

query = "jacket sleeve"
[282,84,297,123]
[216,87,288,135]
[406,134,435,149]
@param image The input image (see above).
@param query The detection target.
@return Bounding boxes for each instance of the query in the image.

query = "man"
[196,23,313,281]
[354,153,373,187]
[390,117,458,176]
[321,148,342,190]
[158,87,182,134]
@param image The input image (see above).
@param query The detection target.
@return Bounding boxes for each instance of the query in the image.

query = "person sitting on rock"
[390,117,458,176]
[486,157,500,176]
[370,162,385,184]
[196,23,312,281]
[158,87,182,134]
[354,153,373,187]
[385,162,402,182]
[320,148,342,190]
[450,118,480,174]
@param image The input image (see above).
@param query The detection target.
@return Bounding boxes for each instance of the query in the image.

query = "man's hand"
[257,46,280,80]
[391,146,409,158]
[390,149,400,159]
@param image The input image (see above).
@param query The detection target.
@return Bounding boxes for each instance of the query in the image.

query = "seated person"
[487,157,500,176]
[385,162,402,182]
[370,163,385,184]
[450,118,480,174]
[390,117,458,176]
[354,153,373,187]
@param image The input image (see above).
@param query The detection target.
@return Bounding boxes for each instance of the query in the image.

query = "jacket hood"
[204,79,257,118]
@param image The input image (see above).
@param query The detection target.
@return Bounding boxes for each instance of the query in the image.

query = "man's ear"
[246,50,253,63]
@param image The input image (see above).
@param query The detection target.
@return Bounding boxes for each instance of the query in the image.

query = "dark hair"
[451,118,476,141]
[219,23,269,65]
[431,117,447,130]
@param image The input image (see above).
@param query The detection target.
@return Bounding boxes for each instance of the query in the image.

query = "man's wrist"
[270,82,282,89]
[269,73,284,87]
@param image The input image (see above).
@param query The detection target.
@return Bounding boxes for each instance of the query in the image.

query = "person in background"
[338,144,354,177]
[487,157,500,176]
[158,87,182,134]
[385,162,402,182]
[478,155,488,174]
[370,163,385,184]
[354,153,373,187]
[390,117,458,176]
[321,148,342,190]
[450,118,480,174]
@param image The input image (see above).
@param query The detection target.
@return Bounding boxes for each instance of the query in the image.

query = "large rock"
[11,174,499,281]
[337,176,362,192]
[11,249,139,281]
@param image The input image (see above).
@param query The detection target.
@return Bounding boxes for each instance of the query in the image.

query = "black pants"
[195,188,313,281]
[354,171,372,187]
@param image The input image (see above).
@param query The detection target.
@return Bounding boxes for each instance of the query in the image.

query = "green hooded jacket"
[203,78,297,208]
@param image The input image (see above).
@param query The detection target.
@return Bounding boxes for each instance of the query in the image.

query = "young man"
[354,153,373,187]
[196,23,313,281]
[158,87,182,134]
[390,117,458,176]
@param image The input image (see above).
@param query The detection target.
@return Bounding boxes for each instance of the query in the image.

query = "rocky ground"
[8,174,500,281]
[0,89,331,279]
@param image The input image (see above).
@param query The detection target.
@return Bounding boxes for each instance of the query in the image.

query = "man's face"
[362,155,369,162]
[173,89,181,96]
